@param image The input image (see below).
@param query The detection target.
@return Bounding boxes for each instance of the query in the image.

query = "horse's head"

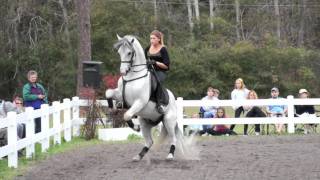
[114,35,145,75]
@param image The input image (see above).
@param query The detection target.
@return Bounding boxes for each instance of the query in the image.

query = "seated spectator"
[295,89,315,134]
[187,113,203,135]
[13,96,24,114]
[0,99,25,146]
[243,90,266,136]
[13,97,25,139]
[266,87,287,134]
[199,107,237,136]
[200,87,219,131]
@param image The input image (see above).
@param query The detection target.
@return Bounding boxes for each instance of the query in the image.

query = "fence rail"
[176,95,320,134]
[0,97,82,168]
[1,95,320,168]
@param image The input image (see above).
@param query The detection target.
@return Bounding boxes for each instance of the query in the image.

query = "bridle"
[114,37,150,108]
[116,38,148,74]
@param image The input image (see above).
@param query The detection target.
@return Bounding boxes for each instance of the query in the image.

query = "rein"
[118,38,149,108]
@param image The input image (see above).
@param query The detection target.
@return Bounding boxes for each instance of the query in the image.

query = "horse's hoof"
[166,153,174,161]
[132,155,142,162]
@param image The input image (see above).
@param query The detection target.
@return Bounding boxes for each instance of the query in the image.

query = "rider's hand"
[38,94,45,99]
[148,60,156,65]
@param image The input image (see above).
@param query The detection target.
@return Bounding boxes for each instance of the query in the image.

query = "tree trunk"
[194,0,200,22]
[274,0,281,47]
[153,0,158,29]
[209,0,217,31]
[74,0,92,95]
[297,0,306,47]
[235,0,240,41]
[187,0,194,32]
[58,0,71,48]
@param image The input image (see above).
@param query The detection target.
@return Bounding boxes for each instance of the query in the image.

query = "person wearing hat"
[295,89,315,134]
[266,87,287,134]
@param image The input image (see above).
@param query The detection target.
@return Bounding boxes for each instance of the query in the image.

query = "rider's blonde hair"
[151,30,164,45]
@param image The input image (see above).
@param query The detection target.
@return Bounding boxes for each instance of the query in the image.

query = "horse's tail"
[175,123,200,160]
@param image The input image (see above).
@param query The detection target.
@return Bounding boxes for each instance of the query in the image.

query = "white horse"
[106,35,183,161]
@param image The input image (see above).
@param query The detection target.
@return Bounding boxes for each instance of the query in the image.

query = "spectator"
[13,97,25,139]
[187,113,203,135]
[23,70,48,133]
[199,107,237,136]
[13,97,24,114]
[266,87,287,134]
[200,87,219,131]
[295,89,315,134]
[0,100,25,146]
[243,90,266,135]
[230,78,250,132]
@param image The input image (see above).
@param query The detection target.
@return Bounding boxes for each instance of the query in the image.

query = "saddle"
[149,72,169,106]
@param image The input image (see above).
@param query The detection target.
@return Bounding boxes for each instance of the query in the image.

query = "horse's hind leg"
[163,116,177,161]
[133,119,153,162]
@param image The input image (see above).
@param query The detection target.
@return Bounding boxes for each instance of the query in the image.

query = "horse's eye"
[128,52,132,56]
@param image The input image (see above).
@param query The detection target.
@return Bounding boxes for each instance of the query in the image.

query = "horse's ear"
[116,34,122,40]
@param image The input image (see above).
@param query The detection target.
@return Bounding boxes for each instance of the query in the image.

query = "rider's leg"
[154,71,167,114]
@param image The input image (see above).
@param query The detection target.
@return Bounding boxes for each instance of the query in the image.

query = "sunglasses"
[15,102,23,104]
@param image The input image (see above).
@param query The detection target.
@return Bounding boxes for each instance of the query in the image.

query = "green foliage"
[1,0,320,100]
[127,133,143,141]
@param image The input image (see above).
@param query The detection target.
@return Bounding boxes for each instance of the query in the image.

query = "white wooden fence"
[0,97,108,168]
[1,95,319,168]
[176,95,320,134]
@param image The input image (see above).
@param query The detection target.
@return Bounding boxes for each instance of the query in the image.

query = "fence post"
[40,104,50,152]
[176,97,184,134]
[72,97,80,137]
[25,107,35,158]
[52,101,61,145]
[7,112,18,168]
[63,98,72,142]
[287,95,295,133]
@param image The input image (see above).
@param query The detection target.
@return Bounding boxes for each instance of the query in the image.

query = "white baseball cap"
[299,89,308,94]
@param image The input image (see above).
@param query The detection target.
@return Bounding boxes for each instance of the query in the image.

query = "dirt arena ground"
[16,134,320,180]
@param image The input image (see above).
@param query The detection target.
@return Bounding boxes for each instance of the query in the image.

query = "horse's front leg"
[105,88,122,108]
[123,100,145,131]
[133,118,153,162]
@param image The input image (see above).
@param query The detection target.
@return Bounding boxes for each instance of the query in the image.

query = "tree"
[274,0,281,47]
[235,0,241,41]
[74,0,92,95]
